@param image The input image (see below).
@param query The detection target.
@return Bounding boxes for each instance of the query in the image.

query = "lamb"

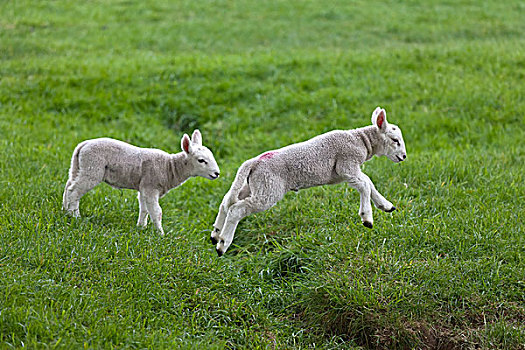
[63,130,220,235]
[211,107,406,256]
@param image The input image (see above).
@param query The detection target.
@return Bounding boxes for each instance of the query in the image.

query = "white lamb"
[63,130,220,235]
[212,107,406,256]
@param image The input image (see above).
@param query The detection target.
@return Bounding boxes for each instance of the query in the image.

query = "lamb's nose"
[214,171,220,177]
[402,154,406,160]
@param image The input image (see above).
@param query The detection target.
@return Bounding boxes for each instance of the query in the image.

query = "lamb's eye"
[198,159,207,164]
[391,138,400,145]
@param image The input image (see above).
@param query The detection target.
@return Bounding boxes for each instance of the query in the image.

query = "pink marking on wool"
[259,151,277,160]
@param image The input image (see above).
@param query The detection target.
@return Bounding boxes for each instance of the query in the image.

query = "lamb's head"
[181,130,221,180]
[371,107,407,163]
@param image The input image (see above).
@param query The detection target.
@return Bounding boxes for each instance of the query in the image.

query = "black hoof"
[210,236,218,245]
[216,248,223,257]
[386,206,396,213]
[363,221,373,229]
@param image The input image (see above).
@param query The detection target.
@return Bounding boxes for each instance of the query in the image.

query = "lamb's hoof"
[386,206,396,213]
[363,221,373,229]
[216,248,224,257]
[211,236,218,245]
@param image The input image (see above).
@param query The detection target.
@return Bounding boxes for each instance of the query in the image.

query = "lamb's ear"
[181,134,192,154]
[372,107,388,132]
[191,129,202,146]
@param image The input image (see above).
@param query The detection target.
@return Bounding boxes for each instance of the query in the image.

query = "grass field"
[1,0,524,348]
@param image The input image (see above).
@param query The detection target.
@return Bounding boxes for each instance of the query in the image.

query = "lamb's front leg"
[360,173,396,213]
[137,191,149,228]
[345,173,374,228]
[142,190,164,235]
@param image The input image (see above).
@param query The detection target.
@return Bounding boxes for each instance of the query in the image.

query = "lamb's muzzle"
[62,129,220,234]
[212,107,407,256]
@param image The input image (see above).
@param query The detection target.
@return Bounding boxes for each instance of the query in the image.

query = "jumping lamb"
[63,130,220,235]
[212,107,406,256]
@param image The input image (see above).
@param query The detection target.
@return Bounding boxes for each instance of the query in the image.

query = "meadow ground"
[1,0,524,348]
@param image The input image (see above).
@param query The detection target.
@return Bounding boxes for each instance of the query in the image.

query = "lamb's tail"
[68,141,88,181]
[227,158,258,204]
[63,141,87,210]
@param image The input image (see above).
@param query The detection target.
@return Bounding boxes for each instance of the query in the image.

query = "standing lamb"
[63,130,220,235]
[212,107,406,256]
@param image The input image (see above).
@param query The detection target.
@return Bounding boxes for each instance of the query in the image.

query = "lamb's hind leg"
[211,190,231,245]
[216,189,284,257]
[62,179,73,210]
[65,174,102,217]
[212,180,252,244]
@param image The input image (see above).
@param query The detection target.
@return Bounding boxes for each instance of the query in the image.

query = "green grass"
[1,0,524,348]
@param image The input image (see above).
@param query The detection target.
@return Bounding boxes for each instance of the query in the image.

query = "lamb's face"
[371,107,407,163]
[181,130,221,180]
[189,145,221,180]
[382,123,407,163]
